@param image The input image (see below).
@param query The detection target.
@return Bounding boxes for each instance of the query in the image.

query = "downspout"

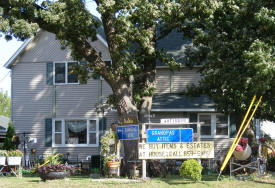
[98,78,103,175]
[52,85,56,118]
[10,70,13,122]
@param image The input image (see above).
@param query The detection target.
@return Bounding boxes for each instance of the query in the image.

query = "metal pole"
[23,132,26,167]
[142,123,146,179]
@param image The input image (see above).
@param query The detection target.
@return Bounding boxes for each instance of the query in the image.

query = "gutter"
[151,108,216,112]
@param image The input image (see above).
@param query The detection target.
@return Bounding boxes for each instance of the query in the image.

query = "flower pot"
[38,171,71,181]
[0,156,6,165]
[107,161,120,176]
[107,161,120,168]
[7,157,21,166]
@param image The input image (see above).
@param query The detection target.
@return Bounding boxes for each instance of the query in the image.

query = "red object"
[235,145,244,152]
[235,137,248,152]
[259,137,267,143]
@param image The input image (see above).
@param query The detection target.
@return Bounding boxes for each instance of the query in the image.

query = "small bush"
[267,155,275,171]
[179,159,203,182]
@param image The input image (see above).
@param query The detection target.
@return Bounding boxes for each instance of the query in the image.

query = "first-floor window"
[198,113,229,138]
[216,114,229,136]
[199,114,212,136]
[53,119,98,146]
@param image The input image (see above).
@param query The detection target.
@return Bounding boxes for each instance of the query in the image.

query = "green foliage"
[100,129,120,175]
[0,90,10,117]
[179,0,275,121]
[179,159,203,182]
[6,149,23,157]
[2,122,19,151]
[22,168,36,177]
[0,150,7,157]
[267,155,275,171]
[0,0,184,110]
[44,153,65,165]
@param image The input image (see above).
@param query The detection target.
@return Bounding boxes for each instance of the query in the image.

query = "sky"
[0,38,23,96]
[0,1,100,96]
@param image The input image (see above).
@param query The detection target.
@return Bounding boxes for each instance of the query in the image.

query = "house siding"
[11,31,113,159]
[155,68,201,94]
[12,62,54,156]
[16,31,110,63]
[173,69,201,93]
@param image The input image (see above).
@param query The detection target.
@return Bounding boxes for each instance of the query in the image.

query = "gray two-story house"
[4,29,236,168]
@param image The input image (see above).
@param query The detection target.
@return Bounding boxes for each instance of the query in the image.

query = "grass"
[0,174,275,188]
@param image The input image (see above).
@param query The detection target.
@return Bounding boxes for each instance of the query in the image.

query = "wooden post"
[141,123,147,179]
[117,140,120,176]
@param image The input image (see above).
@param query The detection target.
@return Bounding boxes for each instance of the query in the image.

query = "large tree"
[0,0,188,160]
[176,0,275,125]
[0,90,10,117]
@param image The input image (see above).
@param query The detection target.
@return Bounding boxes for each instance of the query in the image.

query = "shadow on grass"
[253,180,275,186]
[160,174,225,186]
[70,174,90,180]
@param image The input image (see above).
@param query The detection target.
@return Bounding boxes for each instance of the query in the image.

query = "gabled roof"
[0,115,9,132]
[156,29,192,66]
[151,93,215,112]
[4,24,108,69]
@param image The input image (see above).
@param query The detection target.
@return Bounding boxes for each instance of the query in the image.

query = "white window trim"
[198,113,229,138]
[52,118,99,147]
[53,61,80,85]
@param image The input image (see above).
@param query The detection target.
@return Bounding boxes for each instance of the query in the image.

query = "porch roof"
[151,93,216,112]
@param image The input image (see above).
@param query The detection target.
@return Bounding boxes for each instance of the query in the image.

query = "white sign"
[138,141,214,159]
[160,118,189,124]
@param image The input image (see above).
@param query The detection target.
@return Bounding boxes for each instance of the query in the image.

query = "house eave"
[4,32,109,69]
[4,37,34,69]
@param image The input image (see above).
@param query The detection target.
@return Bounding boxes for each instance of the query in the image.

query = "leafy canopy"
[0,0,186,107]
[178,0,275,120]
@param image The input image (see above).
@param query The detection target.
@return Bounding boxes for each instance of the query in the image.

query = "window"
[199,114,212,136]
[54,120,62,144]
[53,119,98,146]
[198,113,229,138]
[216,114,229,136]
[54,62,79,84]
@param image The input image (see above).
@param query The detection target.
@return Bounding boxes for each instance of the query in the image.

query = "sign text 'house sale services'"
[138,141,214,159]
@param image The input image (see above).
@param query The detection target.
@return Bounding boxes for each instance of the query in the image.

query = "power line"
[0,71,10,83]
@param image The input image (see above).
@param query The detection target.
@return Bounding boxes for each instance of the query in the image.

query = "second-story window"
[54,62,78,84]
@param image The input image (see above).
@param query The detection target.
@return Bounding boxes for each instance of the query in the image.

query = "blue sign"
[147,128,193,143]
[116,125,139,140]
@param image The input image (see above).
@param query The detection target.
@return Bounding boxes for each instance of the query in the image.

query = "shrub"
[179,159,203,182]
[2,122,19,150]
[267,155,275,171]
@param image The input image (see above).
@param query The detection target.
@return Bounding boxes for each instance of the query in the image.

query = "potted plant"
[35,153,75,181]
[0,150,7,166]
[106,154,120,168]
[36,164,75,181]
[100,129,121,177]
[7,150,23,166]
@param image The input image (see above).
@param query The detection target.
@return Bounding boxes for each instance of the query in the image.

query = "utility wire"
[0,71,10,83]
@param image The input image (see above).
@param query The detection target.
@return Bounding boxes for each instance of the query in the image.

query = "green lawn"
[0,174,275,188]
